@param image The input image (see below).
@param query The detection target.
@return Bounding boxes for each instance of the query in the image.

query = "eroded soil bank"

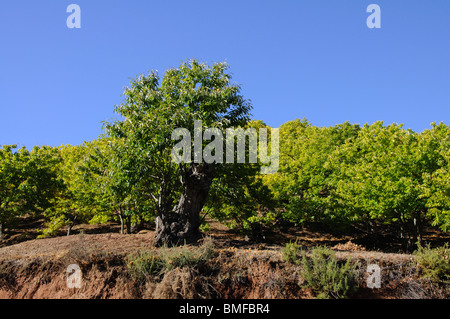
[0,233,448,299]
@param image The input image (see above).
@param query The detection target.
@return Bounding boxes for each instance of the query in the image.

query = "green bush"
[200,222,211,233]
[282,241,301,264]
[127,250,164,282]
[414,243,450,283]
[37,215,66,238]
[300,246,359,299]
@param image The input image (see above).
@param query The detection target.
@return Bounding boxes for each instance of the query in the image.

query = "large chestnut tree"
[105,60,252,246]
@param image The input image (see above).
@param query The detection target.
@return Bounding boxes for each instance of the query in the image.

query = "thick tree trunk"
[0,222,4,241]
[154,164,215,246]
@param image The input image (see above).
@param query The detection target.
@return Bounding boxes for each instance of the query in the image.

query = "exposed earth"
[0,216,449,299]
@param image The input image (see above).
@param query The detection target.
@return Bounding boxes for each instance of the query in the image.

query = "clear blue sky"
[1,0,449,149]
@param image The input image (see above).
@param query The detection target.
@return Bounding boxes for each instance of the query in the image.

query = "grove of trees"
[1,60,449,251]
[266,119,450,251]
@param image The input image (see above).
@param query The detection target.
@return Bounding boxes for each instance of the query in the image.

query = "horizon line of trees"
[1,118,449,250]
[1,60,449,251]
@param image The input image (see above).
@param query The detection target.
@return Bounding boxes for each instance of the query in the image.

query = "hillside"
[0,222,448,299]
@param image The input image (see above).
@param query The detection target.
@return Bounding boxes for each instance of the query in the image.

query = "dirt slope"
[1,231,446,299]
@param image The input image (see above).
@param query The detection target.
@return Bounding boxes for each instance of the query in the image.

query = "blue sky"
[1,0,449,149]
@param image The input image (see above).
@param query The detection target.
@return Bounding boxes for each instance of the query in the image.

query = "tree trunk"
[118,212,124,235]
[0,222,4,241]
[125,216,132,234]
[399,221,414,252]
[413,211,423,246]
[67,223,73,236]
[131,218,143,234]
[399,214,422,253]
[65,214,77,236]
[154,164,215,246]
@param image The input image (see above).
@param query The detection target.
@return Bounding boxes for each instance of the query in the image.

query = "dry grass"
[144,267,217,299]
[0,232,155,263]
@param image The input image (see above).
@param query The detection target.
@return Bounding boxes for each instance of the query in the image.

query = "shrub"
[200,222,211,233]
[159,236,215,271]
[300,246,359,299]
[37,215,66,238]
[282,241,301,264]
[414,243,450,283]
[127,237,215,282]
[159,245,203,271]
[127,250,164,282]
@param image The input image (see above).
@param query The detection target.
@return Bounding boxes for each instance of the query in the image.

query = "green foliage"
[300,246,359,299]
[2,60,450,248]
[264,119,450,250]
[85,137,156,234]
[326,122,450,249]
[0,145,24,234]
[414,242,450,283]
[127,250,164,282]
[41,143,97,236]
[329,123,422,221]
[105,59,253,244]
[40,137,158,237]
[207,170,276,237]
[199,222,211,233]
[38,215,66,238]
[421,123,450,232]
[282,241,301,264]
[264,119,361,226]
[206,120,277,238]
[0,145,62,239]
